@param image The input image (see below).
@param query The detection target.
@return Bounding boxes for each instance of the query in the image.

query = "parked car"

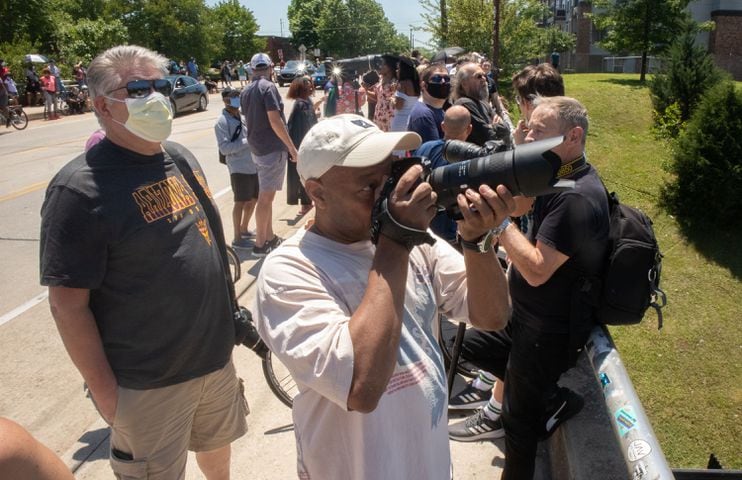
[312,64,328,88]
[277,60,314,87]
[165,75,208,115]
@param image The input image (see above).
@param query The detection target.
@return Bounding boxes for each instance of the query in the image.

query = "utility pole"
[280,18,284,37]
[492,0,501,67]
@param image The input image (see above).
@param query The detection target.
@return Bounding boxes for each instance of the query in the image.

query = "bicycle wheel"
[225,246,241,283]
[438,315,478,379]
[10,109,28,130]
[262,350,297,408]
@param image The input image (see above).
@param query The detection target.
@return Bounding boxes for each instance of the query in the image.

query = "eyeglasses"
[108,79,172,98]
[429,75,450,84]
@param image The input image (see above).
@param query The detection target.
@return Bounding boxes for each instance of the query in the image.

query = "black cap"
[221,87,234,98]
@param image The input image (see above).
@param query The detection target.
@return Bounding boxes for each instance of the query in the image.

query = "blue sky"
[235,1,434,48]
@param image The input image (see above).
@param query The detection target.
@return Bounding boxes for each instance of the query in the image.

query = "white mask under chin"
[107,92,173,143]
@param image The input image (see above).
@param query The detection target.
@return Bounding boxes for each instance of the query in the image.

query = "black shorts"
[230,173,259,202]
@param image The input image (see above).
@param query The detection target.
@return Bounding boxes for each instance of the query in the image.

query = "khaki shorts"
[103,360,248,480]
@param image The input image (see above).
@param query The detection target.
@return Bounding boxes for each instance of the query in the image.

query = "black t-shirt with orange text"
[40,139,234,389]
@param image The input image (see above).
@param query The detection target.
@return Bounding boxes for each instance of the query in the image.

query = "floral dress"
[373,81,396,132]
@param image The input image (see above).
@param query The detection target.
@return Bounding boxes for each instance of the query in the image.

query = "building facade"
[541,0,742,80]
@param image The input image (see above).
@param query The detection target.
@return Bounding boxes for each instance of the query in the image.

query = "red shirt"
[41,75,56,93]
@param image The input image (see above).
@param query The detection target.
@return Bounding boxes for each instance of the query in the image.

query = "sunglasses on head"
[108,79,172,98]
[429,74,450,84]
[472,72,487,80]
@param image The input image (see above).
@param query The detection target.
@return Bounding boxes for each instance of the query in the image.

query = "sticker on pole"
[615,406,638,437]
[627,439,652,462]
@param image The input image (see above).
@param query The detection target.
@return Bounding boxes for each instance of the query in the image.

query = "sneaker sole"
[448,400,489,411]
[448,429,505,442]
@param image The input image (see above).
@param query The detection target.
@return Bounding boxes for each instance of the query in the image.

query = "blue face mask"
[229,97,241,109]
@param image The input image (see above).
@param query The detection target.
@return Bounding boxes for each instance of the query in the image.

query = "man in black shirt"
[456,97,609,479]
[40,45,247,479]
[451,62,509,146]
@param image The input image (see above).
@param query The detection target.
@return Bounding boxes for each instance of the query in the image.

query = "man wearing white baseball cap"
[241,52,298,256]
[254,114,515,479]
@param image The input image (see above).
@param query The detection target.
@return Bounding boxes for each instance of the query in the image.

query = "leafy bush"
[649,23,724,138]
[660,82,742,228]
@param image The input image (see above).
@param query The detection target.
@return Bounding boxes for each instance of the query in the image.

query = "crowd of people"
[3,41,612,480]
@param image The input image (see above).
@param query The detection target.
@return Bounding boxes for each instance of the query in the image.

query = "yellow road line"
[0,181,48,203]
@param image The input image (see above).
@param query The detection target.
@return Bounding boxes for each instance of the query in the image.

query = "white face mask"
[107,92,173,143]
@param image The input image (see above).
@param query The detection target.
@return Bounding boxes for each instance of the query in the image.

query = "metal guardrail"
[586,325,676,480]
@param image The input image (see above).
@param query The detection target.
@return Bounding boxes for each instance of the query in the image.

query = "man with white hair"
[254,114,516,479]
[40,45,247,480]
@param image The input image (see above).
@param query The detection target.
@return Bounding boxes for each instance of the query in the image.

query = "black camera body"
[234,306,269,356]
[387,136,573,220]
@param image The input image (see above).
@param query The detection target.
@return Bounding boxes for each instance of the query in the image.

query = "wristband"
[371,198,436,251]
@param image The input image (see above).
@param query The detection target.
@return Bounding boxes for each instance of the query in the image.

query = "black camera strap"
[163,142,239,314]
[556,154,588,179]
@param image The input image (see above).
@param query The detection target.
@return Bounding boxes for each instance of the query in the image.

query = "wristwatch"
[458,218,511,254]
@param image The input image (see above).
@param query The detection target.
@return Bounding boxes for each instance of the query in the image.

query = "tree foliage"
[209,0,264,62]
[420,0,574,77]
[660,82,742,228]
[591,0,690,81]
[288,0,323,52]
[649,21,725,138]
[291,0,409,58]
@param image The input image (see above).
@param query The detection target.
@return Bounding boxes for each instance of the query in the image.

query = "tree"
[592,0,689,82]
[649,20,724,137]
[316,0,408,58]
[660,81,742,228]
[53,18,129,64]
[1,0,56,49]
[105,0,217,65]
[288,0,323,51]
[209,0,263,62]
[421,0,568,77]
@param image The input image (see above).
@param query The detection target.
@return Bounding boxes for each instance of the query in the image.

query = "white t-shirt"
[254,228,470,480]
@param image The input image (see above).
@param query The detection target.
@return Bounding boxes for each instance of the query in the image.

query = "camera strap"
[163,142,239,314]
[556,154,588,179]
[371,198,436,251]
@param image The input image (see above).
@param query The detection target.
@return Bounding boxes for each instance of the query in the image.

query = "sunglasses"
[429,74,450,84]
[108,79,172,98]
[472,73,487,80]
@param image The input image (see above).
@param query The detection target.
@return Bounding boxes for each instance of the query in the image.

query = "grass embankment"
[562,73,741,469]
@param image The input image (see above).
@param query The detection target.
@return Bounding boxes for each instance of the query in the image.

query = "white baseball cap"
[298,114,422,184]
[250,53,272,69]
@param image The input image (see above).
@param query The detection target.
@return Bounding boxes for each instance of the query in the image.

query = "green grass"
[562,73,741,469]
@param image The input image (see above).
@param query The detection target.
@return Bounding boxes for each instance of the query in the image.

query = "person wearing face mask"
[406,64,450,143]
[216,87,259,249]
[39,45,248,480]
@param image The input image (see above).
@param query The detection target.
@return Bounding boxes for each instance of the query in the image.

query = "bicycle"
[226,244,298,408]
[0,105,29,130]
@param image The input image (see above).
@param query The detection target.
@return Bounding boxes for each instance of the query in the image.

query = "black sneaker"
[448,381,490,410]
[252,235,282,257]
[539,387,584,440]
[231,238,253,249]
[448,408,504,442]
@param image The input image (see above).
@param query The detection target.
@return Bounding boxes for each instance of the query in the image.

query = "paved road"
[0,90,504,478]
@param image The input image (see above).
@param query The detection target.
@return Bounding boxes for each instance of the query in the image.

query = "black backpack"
[590,189,667,329]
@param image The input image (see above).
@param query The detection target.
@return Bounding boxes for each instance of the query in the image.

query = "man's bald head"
[442,105,472,141]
